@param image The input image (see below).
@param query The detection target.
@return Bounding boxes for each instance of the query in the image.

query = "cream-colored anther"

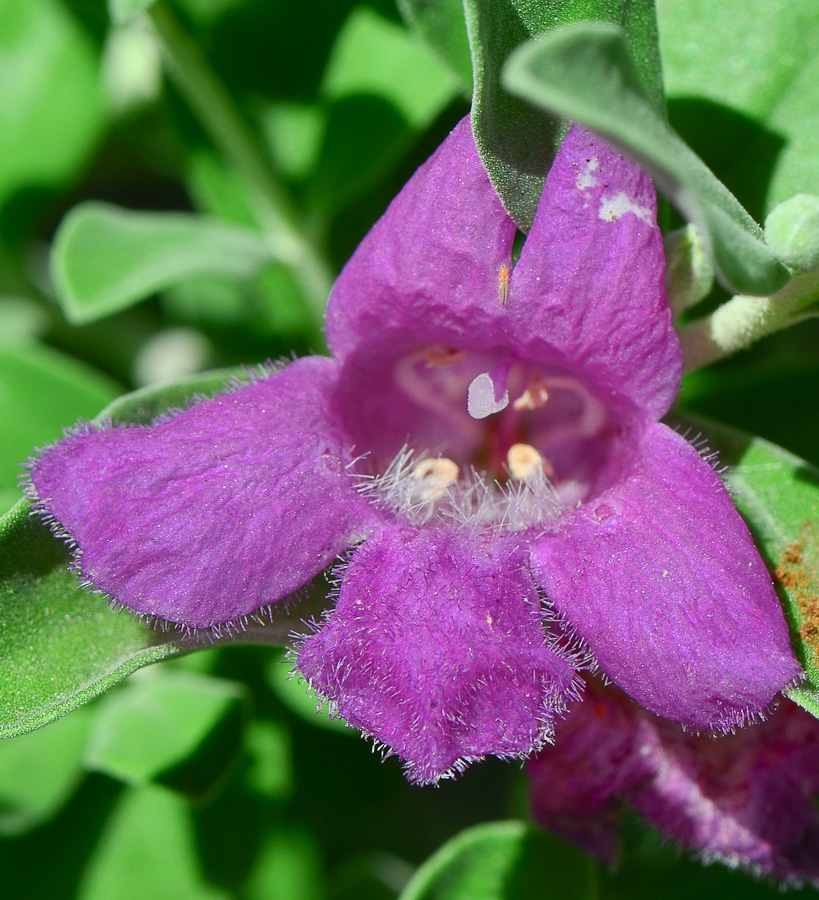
[412,457,459,500]
[508,443,552,480]
[513,375,550,410]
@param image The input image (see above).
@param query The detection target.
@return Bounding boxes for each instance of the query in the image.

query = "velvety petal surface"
[530,682,819,884]
[631,698,819,883]
[30,357,375,628]
[297,526,580,784]
[528,681,651,863]
[510,126,681,421]
[325,117,518,362]
[529,423,800,730]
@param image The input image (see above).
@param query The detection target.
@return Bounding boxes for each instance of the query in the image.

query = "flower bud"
[764,194,819,273]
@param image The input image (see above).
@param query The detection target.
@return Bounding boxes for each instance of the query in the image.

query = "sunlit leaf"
[0,343,119,513]
[51,203,280,324]
[0,0,104,214]
[108,0,158,26]
[658,0,819,212]
[397,0,473,93]
[503,22,790,295]
[399,821,598,900]
[465,0,663,231]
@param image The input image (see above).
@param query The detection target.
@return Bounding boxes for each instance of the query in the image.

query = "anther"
[498,264,510,304]
[412,458,459,500]
[507,443,554,480]
[513,374,550,410]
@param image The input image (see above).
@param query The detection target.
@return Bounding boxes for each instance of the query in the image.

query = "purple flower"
[28,119,799,784]
[529,677,819,884]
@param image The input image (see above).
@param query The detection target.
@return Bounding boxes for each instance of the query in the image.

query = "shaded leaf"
[466,0,663,231]
[0,706,93,836]
[399,821,598,900]
[51,202,279,324]
[503,22,790,295]
[84,671,248,798]
[397,0,473,92]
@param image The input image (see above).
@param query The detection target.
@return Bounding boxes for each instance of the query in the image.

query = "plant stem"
[679,271,819,371]
[147,2,333,321]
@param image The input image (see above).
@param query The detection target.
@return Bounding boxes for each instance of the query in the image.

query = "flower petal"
[630,698,819,883]
[530,682,819,884]
[297,526,580,784]
[528,681,652,863]
[510,126,681,420]
[529,423,800,730]
[325,117,517,362]
[29,357,375,628]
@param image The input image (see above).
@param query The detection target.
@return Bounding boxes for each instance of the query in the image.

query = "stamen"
[507,443,554,480]
[512,374,550,410]
[412,458,459,501]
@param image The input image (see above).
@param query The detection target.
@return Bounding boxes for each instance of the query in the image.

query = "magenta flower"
[28,120,799,784]
[529,678,819,884]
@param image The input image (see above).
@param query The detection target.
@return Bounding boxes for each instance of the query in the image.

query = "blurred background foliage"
[0,0,818,896]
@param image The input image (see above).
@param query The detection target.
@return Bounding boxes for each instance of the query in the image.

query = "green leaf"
[243,827,325,900]
[51,202,280,325]
[466,0,663,231]
[657,0,819,213]
[0,342,119,512]
[266,652,351,735]
[0,0,105,214]
[0,706,93,836]
[310,8,460,215]
[399,821,598,900]
[84,671,248,797]
[108,0,158,25]
[0,369,298,740]
[77,784,230,900]
[676,415,819,717]
[397,0,473,93]
[502,23,791,296]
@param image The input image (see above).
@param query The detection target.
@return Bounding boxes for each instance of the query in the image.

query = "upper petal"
[325,117,518,362]
[29,357,375,628]
[528,422,800,730]
[510,126,681,420]
[297,526,580,784]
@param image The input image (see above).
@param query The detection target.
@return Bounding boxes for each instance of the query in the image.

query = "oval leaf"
[399,821,598,900]
[51,202,279,324]
[466,0,663,231]
[503,22,790,295]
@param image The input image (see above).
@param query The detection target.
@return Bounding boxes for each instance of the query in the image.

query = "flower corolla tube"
[28,120,800,785]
